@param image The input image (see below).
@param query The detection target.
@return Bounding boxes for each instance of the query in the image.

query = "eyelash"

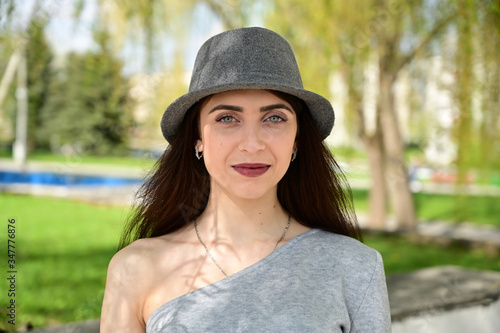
[215,114,287,124]
[215,114,238,123]
[266,115,287,123]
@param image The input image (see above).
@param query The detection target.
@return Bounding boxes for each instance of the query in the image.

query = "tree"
[452,0,500,218]
[1,0,55,154]
[26,19,54,151]
[260,0,473,230]
[39,31,132,156]
[265,0,500,228]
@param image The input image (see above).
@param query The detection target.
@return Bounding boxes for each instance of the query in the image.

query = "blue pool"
[0,170,141,186]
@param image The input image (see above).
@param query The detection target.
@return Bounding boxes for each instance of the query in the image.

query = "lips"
[232,163,271,177]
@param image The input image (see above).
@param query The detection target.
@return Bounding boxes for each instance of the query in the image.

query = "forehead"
[202,89,291,109]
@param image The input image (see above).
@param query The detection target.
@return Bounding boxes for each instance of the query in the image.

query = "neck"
[196,187,289,247]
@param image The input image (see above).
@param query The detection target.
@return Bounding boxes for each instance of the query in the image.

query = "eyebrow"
[208,103,294,114]
[208,105,243,113]
[260,104,294,113]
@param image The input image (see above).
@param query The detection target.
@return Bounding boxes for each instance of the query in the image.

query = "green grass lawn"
[351,189,500,227]
[364,232,500,274]
[0,194,128,330]
[0,150,157,169]
[0,193,499,330]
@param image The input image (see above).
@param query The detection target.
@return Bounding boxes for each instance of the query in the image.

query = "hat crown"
[161,27,335,143]
[189,27,304,93]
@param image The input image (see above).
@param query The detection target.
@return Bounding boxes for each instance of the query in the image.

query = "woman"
[101,27,391,332]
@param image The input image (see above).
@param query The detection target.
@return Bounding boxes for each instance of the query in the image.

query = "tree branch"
[338,47,368,140]
[395,10,458,74]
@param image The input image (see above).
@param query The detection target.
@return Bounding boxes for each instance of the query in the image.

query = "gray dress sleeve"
[350,251,392,332]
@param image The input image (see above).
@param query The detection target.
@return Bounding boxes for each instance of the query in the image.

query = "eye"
[266,115,286,123]
[216,115,237,123]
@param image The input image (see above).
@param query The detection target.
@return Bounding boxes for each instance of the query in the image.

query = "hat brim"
[161,83,335,143]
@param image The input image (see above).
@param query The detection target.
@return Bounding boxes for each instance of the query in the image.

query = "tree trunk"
[363,132,387,229]
[379,71,416,230]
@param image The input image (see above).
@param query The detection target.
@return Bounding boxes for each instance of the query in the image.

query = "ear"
[195,140,203,152]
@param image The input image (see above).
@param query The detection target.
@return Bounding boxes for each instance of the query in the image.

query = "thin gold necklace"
[194,215,291,277]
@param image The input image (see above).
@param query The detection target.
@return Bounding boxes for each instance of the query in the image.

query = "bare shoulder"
[100,239,158,332]
[101,232,195,333]
[110,237,168,272]
[111,226,197,280]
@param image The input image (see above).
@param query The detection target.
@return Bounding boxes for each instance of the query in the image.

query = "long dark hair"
[119,91,361,249]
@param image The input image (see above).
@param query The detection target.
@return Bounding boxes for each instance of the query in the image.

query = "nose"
[238,123,266,153]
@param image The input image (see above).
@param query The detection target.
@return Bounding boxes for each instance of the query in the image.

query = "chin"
[229,185,277,201]
[210,175,279,201]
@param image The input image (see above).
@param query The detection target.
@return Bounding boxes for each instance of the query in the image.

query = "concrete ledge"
[0,158,149,179]
[28,320,99,333]
[416,222,500,250]
[389,266,500,333]
[392,298,500,333]
[0,183,138,206]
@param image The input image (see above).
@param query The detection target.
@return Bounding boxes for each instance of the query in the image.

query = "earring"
[195,145,203,160]
[291,148,297,162]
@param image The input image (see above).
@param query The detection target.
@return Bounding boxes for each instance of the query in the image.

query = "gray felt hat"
[161,27,335,143]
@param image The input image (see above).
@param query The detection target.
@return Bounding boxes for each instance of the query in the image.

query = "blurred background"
[1,0,499,330]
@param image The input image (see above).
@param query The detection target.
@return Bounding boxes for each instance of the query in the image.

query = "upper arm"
[100,245,148,333]
[350,251,392,333]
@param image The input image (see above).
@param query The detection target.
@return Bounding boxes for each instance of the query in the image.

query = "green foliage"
[448,0,500,183]
[26,20,53,151]
[38,31,133,156]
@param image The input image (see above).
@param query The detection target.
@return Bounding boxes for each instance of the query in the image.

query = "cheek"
[275,128,297,151]
[204,149,232,189]
[202,131,230,177]
[269,139,295,170]
[203,129,229,156]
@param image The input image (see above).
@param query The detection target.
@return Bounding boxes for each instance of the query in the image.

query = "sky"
[6,0,229,75]
[45,0,98,54]
[6,0,98,54]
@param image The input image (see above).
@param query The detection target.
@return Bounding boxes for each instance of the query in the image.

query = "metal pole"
[13,50,28,167]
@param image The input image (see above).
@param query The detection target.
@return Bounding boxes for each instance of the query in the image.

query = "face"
[197,89,298,200]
